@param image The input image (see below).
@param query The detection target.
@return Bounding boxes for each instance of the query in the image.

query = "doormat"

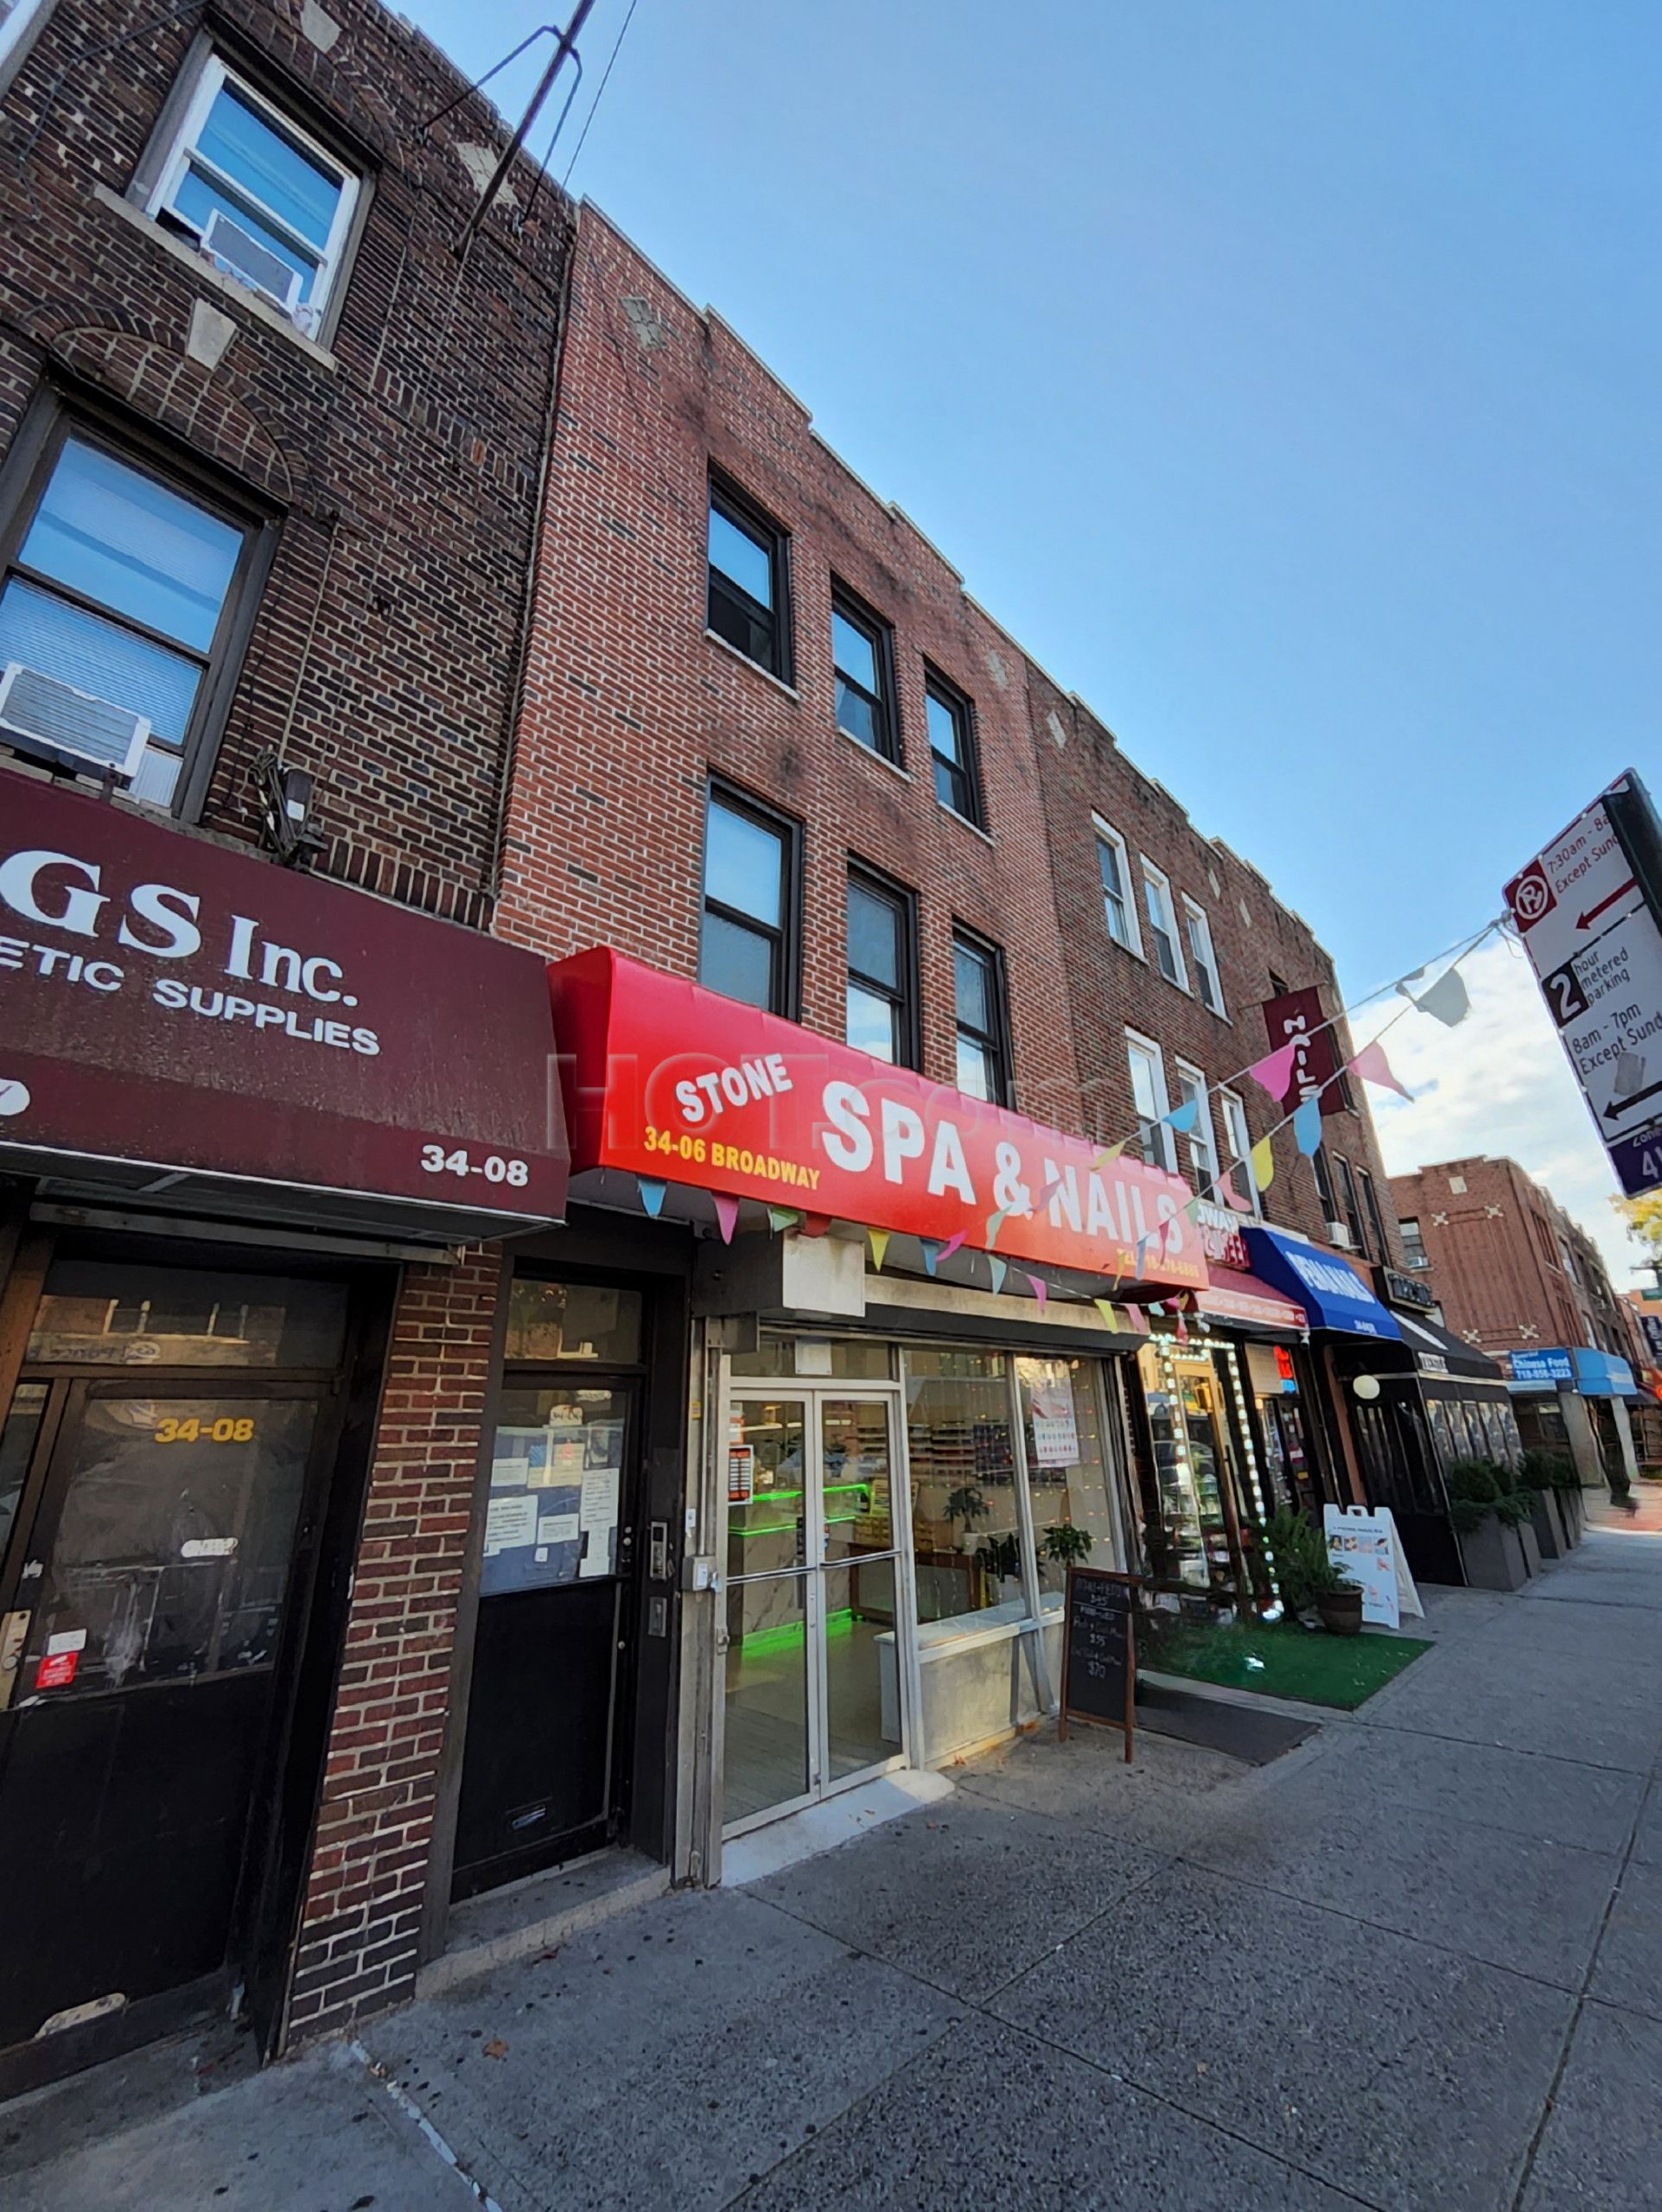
[1143,1621,1432,1710]
[1135,1681,1317,1765]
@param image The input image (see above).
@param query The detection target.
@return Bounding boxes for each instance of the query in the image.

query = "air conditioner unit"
[201,208,304,317]
[1325,1221,1353,1248]
[0,661,150,778]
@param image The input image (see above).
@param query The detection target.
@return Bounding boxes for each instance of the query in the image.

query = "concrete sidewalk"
[6,1514,1662,2211]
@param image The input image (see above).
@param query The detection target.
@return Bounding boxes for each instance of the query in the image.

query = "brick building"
[1389,1156,1643,1484]
[0,0,573,2090]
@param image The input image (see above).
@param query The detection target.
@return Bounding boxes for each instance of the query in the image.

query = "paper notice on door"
[45,1630,87,1656]
[493,1427,548,1490]
[578,1465,621,1578]
[536,1510,581,1547]
[483,1492,539,1557]
[1031,1377,1080,1467]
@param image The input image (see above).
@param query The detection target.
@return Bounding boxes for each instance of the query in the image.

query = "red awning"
[1199,1266,1309,1333]
[0,777,569,1239]
[547,948,1208,1294]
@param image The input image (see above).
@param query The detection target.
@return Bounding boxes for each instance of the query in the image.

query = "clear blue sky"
[410,0,1659,1000]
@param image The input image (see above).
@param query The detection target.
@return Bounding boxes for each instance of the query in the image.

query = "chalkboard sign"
[1059,1567,1138,1759]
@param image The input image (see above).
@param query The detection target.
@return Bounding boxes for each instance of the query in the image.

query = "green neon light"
[743,1482,875,1504]
[729,1608,857,1660]
[735,1511,869,1537]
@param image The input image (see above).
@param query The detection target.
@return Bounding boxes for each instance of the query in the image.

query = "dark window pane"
[835,674,878,748]
[505,1281,643,1363]
[831,608,876,692]
[28,1261,346,1367]
[707,573,774,668]
[22,440,242,652]
[926,690,961,765]
[848,981,898,1061]
[954,941,990,1033]
[707,502,773,607]
[701,910,774,1007]
[848,880,900,988]
[705,800,783,925]
[1098,838,1124,899]
[934,753,972,816]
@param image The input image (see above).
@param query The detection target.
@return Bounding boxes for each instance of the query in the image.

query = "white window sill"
[887,1603,1061,1661]
[837,725,911,782]
[93,186,338,372]
[704,627,800,701]
[935,798,995,848]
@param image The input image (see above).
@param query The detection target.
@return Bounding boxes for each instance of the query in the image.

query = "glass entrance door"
[723,1390,908,1834]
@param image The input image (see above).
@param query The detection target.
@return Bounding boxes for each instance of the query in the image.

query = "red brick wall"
[1025,668,1404,1265]
[496,207,1085,1135]
[286,1248,500,2043]
[0,0,570,925]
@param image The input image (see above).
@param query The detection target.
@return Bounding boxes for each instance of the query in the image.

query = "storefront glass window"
[903,1347,1023,1630]
[26,1262,346,1369]
[506,1280,642,1364]
[482,1385,628,1595]
[1136,1341,1243,1598]
[1016,1357,1115,1610]
[0,1380,47,1557]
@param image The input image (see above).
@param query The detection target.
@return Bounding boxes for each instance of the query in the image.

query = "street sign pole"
[1505,772,1662,1200]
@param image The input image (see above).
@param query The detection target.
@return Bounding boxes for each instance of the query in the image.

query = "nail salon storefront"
[543,951,1207,1878]
[0,779,567,2089]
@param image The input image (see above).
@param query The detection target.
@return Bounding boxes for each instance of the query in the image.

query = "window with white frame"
[1138,858,1188,988]
[1217,1089,1259,1216]
[1181,895,1225,1015]
[1127,1033,1175,1172]
[146,56,360,334]
[1173,1062,1218,1194]
[1093,818,1141,954]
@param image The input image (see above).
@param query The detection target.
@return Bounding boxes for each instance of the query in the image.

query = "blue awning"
[1242,1227,1402,1341]
[1508,1346,1638,1396]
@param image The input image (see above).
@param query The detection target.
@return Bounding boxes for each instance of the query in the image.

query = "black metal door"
[452,1373,640,1897]
[0,1377,334,2078]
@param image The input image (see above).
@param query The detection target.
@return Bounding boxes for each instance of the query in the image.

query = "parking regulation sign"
[1505,772,1662,1198]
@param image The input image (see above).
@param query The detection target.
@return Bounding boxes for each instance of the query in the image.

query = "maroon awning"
[0,779,568,1241]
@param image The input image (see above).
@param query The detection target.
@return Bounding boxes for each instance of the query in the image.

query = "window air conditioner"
[1326,1221,1353,1248]
[201,208,303,317]
[0,661,150,778]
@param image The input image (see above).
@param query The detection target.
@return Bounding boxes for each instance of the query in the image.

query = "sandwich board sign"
[1323,1504,1423,1630]
[1504,772,1662,1198]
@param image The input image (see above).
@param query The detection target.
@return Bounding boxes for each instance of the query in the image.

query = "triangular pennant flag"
[1127,1301,1151,1335]
[985,1205,1009,1246]
[937,1230,968,1263]
[711,1192,739,1243]
[1350,1038,1412,1101]
[1173,1309,1189,1344]
[1164,1096,1200,1135]
[1293,1097,1323,1155]
[799,1213,832,1236]
[638,1178,666,1218]
[1093,1298,1118,1328]
[1248,1041,1299,1102]
[1133,1231,1155,1278]
[1035,1176,1066,1215]
[1217,1168,1249,1211]
[1250,1135,1276,1192]
[866,1228,889,1272]
[988,1256,1007,1294]
[1412,967,1470,1027]
[1093,1141,1127,1168]
[921,1240,940,1278]
[767,1205,801,1233]
[1028,1274,1048,1314]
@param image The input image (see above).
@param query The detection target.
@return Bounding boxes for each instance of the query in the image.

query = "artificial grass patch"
[1143,1620,1432,1710]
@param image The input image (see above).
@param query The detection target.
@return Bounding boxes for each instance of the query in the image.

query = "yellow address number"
[155,1416,256,1445]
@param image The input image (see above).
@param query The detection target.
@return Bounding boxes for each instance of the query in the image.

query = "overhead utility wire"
[455,0,599,252]
[561,0,642,187]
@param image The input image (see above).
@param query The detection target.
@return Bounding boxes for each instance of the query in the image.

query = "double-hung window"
[952,930,1010,1105]
[1357,1164,1389,1262]
[1127,1033,1176,1172]
[1334,1155,1368,1254]
[1139,859,1188,988]
[699,783,799,1015]
[1173,1062,1218,1194]
[925,668,981,826]
[1312,1145,1338,1228]
[1400,1217,1429,1271]
[0,423,255,810]
[1181,895,1225,1014]
[831,588,897,761]
[1094,818,1141,954]
[1216,1089,1259,1216]
[846,867,917,1066]
[707,477,790,680]
[147,55,360,334]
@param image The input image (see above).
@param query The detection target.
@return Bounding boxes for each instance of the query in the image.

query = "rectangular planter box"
[1458,1515,1531,1592]
[1530,1488,1569,1560]
[1557,1485,1583,1542]
[1517,1516,1543,1576]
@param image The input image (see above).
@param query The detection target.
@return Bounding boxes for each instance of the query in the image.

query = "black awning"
[1396,1313,1506,1381]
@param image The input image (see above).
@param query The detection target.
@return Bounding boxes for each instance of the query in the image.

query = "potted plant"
[1445,1458,1530,1591]
[1261,1503,1319,1622]
[1492,1467,1543,1575]
[1308,1543,1365,1635]
[1043,1522,1095,1569]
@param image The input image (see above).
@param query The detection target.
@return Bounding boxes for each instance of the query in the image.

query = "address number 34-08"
[419,1144,531,1186]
